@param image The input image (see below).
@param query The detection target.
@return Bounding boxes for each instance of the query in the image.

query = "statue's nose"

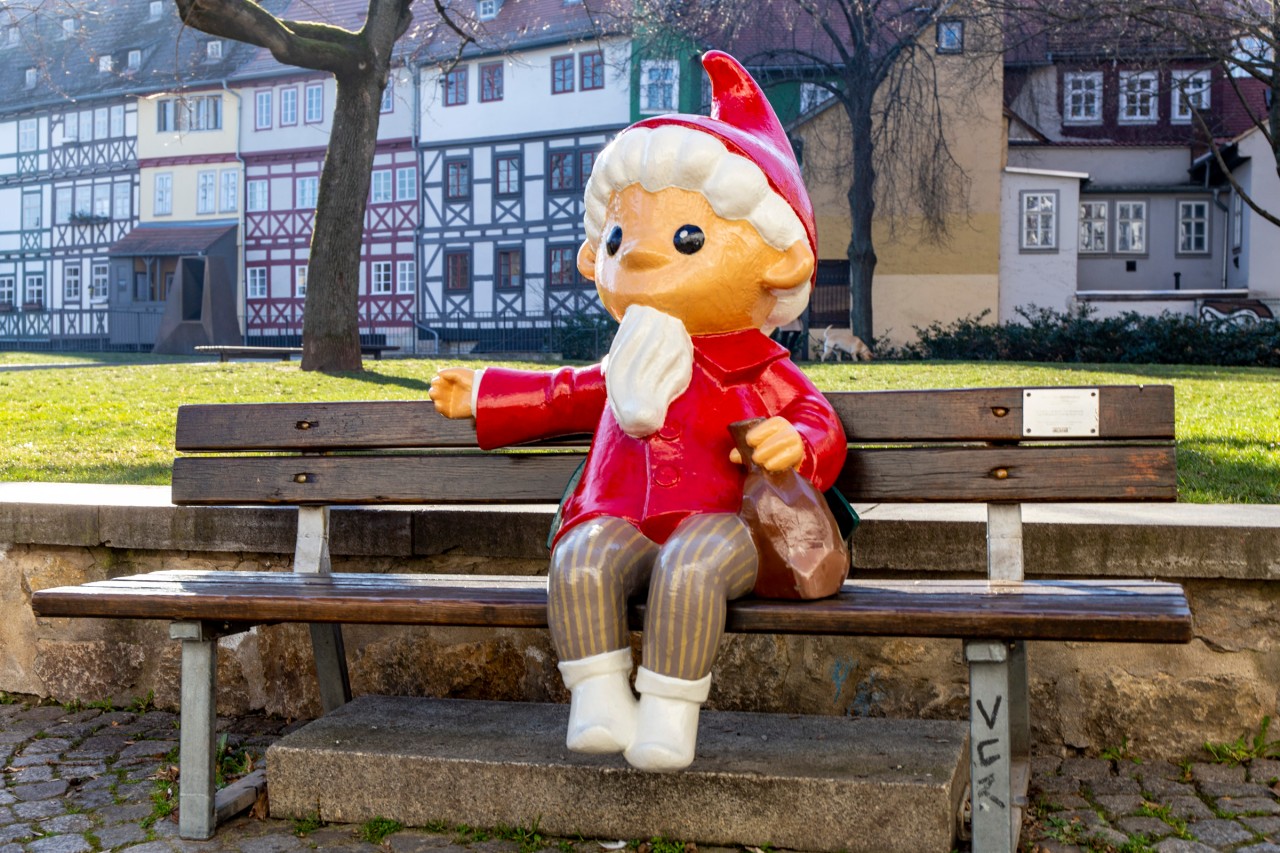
[620,248,668,271]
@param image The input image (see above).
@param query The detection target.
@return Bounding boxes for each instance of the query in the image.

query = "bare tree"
[633,0,997,342]
[172,0,473,371]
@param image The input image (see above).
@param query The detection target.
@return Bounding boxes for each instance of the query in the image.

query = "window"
[113,182,131,219]
[109,105,124,137]
[480,63,503,102]
[295,265,308,297]
[305,83,324,123]
[22,192,41,230]
[445,251,470,291]
[149,1,163,19]
[94,108,108,139]
[1064,72,1102,124]
[206,40,222,60]
[155,173,173,216]
[371,261,393,295]
[548,245,581,288]
[800,83,834,114]
[55,187,72,224]
[1232,191,1243,250]
[496,248,521,290]
[247,267,267,299]
[99,55,113,73]
[25,273,45,306]
[549,151,575,192]
[219,170,238,213]
[1019,191,1057,251]
[936,19,964,54]
[157,95,221,132]
[5,27,18,47]
[396,167,416,201]
[477,0,498,19]
[91,263,108,300]
[445,160,470,200]
[24,68,36,88]
[552,55,574,94]
[495,154,520,196]
[18,119,37,152]
[581,51,604,90]
[75,185,90,218]
[0,277,13,306]
[296,176,319,209]
[196,170,217,214]
[127,49,141,71]
[396,260,415,294]
[1119,71,1158,123]
[640,60,678,113]
[579,150,597,185]
[246,179,269,212]
[64,266,81,301]
[371,170,392,203]
[1178,200,1210,254]
[280,87,297,125]
[1116,201,1147,253]
[1172,70,1211,123]
[62,18,76,38]
[444,67,467,106]
[1079,201,1108,253]
[255,91,272,130]
[381,80,394,113]
[93,184,110,217]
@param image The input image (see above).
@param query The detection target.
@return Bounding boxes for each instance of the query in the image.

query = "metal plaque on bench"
[1022,388,1099,438]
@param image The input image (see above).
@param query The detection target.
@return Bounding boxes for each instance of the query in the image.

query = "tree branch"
[173,0,366,74]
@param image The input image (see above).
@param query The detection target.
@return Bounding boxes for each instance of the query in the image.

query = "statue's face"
[578,185,809,336]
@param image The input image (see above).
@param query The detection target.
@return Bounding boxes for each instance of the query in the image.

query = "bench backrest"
[172,385,1176,506]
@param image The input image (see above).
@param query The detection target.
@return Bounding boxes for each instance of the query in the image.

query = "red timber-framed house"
[233,0,420,350]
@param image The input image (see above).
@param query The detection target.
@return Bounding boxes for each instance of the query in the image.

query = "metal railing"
[0,307,165,352]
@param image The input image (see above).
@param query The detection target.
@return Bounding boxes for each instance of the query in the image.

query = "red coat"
[475,328,846,546]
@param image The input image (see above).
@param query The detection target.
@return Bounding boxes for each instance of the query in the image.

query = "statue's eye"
[673,224,704,255]
[606,226,622,256]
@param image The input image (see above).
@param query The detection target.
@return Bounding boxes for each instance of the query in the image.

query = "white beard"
[603,304,695,439]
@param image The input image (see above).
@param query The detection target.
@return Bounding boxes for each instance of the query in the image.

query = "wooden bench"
[31,385,1191,851]
[193,344,400,361]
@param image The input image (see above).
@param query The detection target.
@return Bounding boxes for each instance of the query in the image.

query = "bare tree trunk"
[846,92,876,342]
[300,73,381,372]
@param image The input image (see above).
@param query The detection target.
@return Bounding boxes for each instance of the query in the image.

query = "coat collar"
[691,329,789,384]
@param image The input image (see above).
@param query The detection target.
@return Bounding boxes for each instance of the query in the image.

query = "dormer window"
[61,18,76,38]
[206,40,222,59]
[24,67,36,88]
[5,27,18,47]
[149,1,163,19]
[99,55,113,73]
[127,49,141,70]
[477,0,498,19]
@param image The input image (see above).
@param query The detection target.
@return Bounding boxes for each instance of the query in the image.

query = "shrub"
[898,304,1280,366]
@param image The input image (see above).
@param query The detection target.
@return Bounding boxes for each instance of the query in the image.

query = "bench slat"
[174,386,1174,451]
[172,444,1176,505]
[30,571,1192,643]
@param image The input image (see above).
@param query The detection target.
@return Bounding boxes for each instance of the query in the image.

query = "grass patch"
[357,817,403,844]
[1204,716,1280,764]
[1135,801,1190,838]
[1101,736,1141,764]
[0,358,1276,502]
[292,813,324,836]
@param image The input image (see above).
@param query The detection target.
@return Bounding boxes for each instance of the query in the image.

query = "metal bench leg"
[296,506,351,712]
[966,639,1029,853]
[171,621,217,840]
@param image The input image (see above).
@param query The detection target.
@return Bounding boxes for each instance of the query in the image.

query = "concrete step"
[267,695,969,853]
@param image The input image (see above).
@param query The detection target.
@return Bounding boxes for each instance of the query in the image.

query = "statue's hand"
[728,416,804,472]
[429,367,476,419]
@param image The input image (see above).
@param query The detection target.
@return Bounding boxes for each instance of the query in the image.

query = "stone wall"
[3,483,1279,759]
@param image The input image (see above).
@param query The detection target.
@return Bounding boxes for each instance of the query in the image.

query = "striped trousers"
[548,514,759,681]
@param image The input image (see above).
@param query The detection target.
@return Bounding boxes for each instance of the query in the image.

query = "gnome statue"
[430,50,846,772]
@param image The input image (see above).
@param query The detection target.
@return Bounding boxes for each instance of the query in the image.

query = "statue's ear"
[577,240,598,282]
[761,242,814,290]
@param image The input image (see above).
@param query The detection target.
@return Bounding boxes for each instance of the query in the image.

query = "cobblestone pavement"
[5,700,1280,853]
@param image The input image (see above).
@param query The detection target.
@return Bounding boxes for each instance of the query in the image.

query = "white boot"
[557,648,637,754]
[624,667,711,772]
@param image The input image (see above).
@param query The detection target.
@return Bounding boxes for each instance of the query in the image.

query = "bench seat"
[33,571,1192,644]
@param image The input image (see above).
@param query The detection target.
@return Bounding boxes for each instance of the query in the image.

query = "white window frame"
[478,0,498,20]
[113,182,131,219]
[1119,71,1159,124]
[90,263,108,301]
[64,265,81,301]
[1116,201,1147,254]
[247,267,267,299]
[149,1,163,19]
[800,83,834,115]
[127,49,141,71]
[99,55,113,73]
[219,170,238,213]
[109,105,124,137]
[21,192,41,230]
[206,40,222,60]
[1232,191,1243,250]
[0,276,14,306]
[255,90,272,130]
[154,172,173,216]
[25,273,45,306]
[1063,72,1102,124]
[295,176,318,210]
[371,260,393,294]
[94,108,108,139]
[24,68,36,88]
[396,167,416,201]
[1019,191,1058,251]
[92,183,110,217]
[246,179,269,212]
[5,27,19,47]
[196,170,217,214]
[396,260,415,294]
[371,170,393,203]
[295,265,308,297]
[1178,199,1210,254]
[1079,201,1108,253]
[305,83,324,123]
[18,119,37,152]
[55,187,72,225]
[1171,70,1211,124]
[936,19,964,54]
[639,60,679,114]
[280,87,298,125]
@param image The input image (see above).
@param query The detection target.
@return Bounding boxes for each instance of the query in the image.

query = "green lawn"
[0,356,1275,503]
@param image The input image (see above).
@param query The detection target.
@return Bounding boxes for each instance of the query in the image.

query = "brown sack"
[730,418,850,599]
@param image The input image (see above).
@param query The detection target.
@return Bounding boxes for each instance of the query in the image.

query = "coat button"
[654,465,679,487]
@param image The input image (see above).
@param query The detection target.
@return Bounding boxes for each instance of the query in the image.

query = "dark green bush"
[553,310,619,361]
[897,304,1280,366]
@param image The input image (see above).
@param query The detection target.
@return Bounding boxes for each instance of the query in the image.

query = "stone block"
[268,696,968,853]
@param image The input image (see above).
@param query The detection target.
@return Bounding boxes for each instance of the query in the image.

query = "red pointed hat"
[634,50,817,285]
